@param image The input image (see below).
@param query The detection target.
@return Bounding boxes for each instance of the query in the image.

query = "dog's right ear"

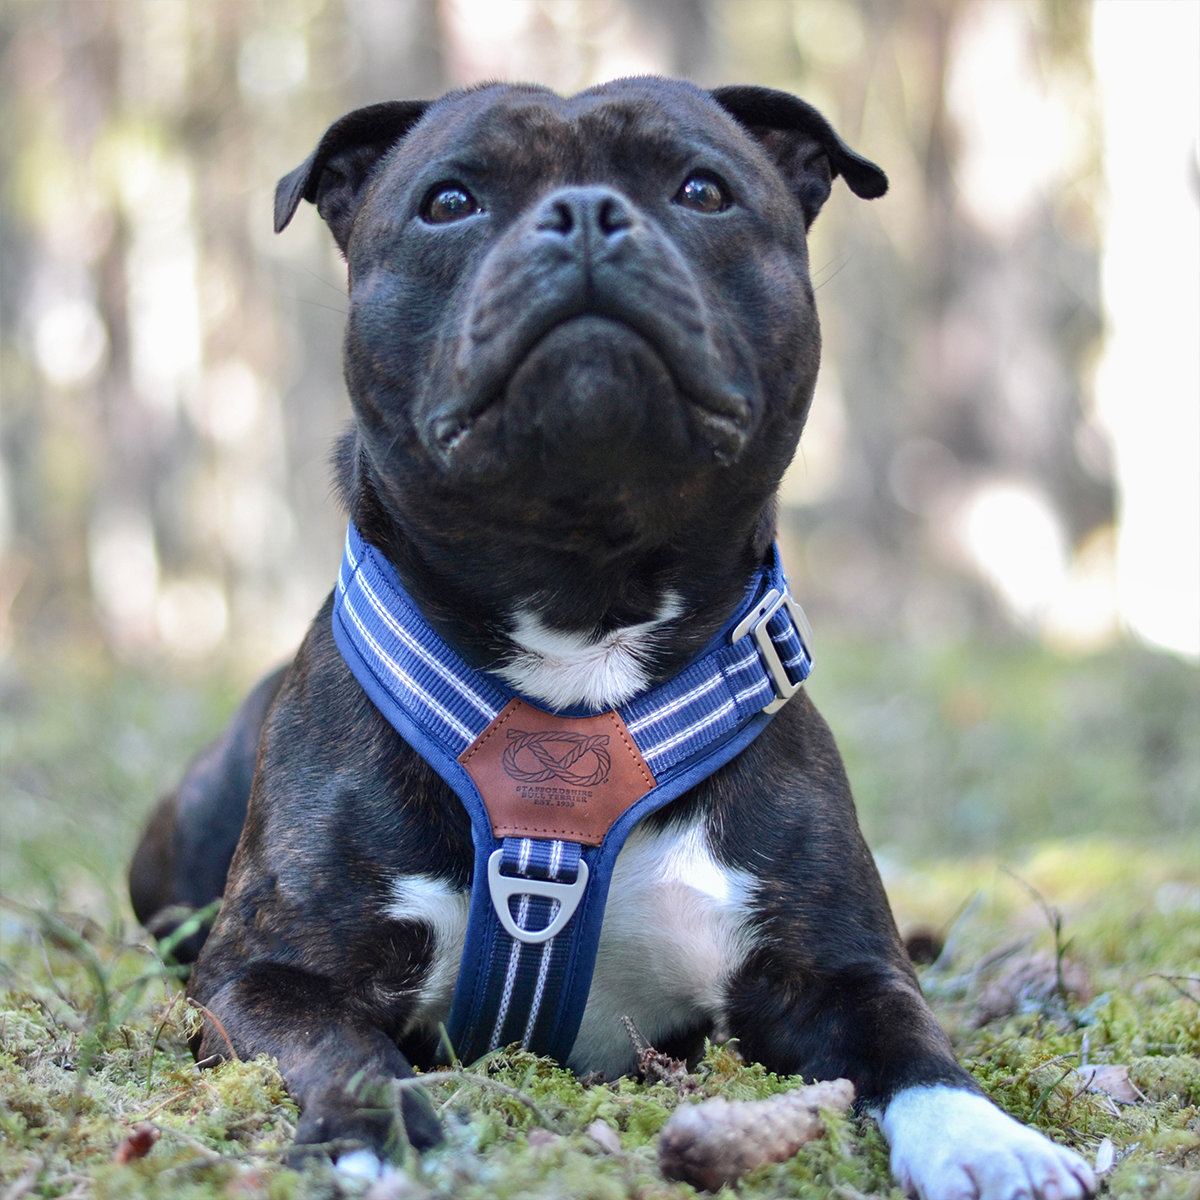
[274,100,431,251]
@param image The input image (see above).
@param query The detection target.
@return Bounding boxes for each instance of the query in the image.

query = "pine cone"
[657,1077,855,1191]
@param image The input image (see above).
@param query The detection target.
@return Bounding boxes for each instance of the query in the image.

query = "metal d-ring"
[486,850,590,945]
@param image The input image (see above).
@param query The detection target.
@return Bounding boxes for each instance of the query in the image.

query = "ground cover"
[1,639,1197,1199]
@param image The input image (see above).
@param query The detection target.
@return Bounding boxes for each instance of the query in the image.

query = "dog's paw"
[335,1149,397,1181]
[878,1087,1096,1200]
[288,1080,444,1170]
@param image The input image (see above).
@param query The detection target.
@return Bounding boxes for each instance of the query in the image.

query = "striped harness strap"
[332,523,812,1066]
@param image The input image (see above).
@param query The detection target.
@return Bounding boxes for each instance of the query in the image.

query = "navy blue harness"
[331,523,812,1066]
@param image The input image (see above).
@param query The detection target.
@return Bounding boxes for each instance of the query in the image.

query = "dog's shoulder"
[198,599,472,988]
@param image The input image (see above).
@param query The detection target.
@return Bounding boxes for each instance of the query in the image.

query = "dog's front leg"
[713,706,1096,1200]
[729,965,1094,1200]
[193,962,442,1171]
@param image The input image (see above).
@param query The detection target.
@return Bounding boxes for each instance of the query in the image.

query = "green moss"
[3,642,1198,1197]
[1129,1056,1200,1106]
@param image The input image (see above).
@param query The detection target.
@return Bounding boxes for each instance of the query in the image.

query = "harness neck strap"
[331,522,812,1065]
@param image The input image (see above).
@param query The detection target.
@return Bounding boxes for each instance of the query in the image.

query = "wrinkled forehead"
[398,79,755,181]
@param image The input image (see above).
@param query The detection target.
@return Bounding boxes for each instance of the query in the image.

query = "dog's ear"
[274,100,431,250]
[710,85,887,227]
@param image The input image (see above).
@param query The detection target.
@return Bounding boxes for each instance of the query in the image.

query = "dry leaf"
[1078,1064,1142,1103]
[112,1122,160,1164]
[225,1167,271,1197]
[971,952,1091,1027]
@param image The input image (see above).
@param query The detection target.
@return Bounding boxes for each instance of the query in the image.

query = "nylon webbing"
[331,523,812,1065]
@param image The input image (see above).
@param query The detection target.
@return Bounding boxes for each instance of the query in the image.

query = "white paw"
[878,1087,1096,1200]
[335,1149,396,1181]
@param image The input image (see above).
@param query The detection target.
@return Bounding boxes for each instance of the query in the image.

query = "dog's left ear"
[274,100,431,250]
[710,85,887,227]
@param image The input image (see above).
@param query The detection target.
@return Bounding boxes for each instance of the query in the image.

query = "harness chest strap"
[331,523,813,1065]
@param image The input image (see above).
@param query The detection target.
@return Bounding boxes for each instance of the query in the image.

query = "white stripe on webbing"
[734,676,772,703]
[623,638,762,740]
[489,893,530,1050]
[522,930,556,1047]
[722,644,763,674]
[341,592,478,745]
[520,840,563,1048]
[354,568,500,721]
[625,670,726,734]
[642,696,738,765]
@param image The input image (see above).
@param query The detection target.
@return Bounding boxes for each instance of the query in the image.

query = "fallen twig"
[187,998,240,1062]
[1000,867,1075,1013]
[1149,973,1200,1004]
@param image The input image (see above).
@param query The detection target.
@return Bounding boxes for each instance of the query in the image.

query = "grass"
[1,636,1198,1199]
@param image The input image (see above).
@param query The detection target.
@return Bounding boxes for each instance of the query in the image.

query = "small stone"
[365,1171,432,1200]
[587,1119,622,1154]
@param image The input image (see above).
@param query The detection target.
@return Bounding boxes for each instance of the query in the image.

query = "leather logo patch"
[458,698,656,846]
[502,730,612,786]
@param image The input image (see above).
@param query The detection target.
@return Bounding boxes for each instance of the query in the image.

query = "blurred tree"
[0,0,1116,674]
[719,0,1112,643]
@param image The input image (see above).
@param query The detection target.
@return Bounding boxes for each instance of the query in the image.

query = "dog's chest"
[386,821,757,1077]
[569,822,759,1078]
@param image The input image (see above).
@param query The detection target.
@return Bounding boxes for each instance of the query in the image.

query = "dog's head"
[276,79,884,665]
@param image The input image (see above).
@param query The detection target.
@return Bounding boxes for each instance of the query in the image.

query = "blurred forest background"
[1,0,1197,906]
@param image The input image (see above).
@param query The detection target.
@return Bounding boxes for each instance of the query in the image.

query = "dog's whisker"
[285,296,349,316]
[297,264,349,297]
[813,253,855,291]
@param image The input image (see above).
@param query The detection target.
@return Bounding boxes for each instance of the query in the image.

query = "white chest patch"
[568,821,759,1078]
[384,821,757,1077]
[877,1086,1095,1200]
[383,874,469,1037]
[496,593,683,709]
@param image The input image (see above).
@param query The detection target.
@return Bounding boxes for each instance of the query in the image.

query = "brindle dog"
[130,79,1094,1200]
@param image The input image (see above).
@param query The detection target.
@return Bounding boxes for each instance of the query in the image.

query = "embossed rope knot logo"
[501,729,613,787]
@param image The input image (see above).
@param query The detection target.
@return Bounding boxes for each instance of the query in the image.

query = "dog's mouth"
[429,313,752,468]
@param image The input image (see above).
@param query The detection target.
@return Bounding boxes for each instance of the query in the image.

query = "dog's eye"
[422,184,480,224]
[675,172,731,214]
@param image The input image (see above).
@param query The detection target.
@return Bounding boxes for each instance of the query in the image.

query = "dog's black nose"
[536,187,634,241]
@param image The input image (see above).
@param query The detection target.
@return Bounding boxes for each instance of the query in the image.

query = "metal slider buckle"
[730,587,813,714]
[487,850,590,945]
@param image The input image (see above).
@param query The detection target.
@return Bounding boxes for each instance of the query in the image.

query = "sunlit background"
[1,0,1197,878]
